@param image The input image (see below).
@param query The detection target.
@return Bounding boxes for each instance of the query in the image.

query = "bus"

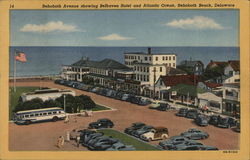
[13,107,66,125]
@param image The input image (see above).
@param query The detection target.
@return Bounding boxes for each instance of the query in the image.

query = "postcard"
[0,0,249,160]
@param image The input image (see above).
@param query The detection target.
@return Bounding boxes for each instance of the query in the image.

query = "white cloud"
[166,16,224,30]
[20,21,82,33]
[97,33,134,40]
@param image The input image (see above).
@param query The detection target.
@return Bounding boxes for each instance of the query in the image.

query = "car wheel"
[25,120,31,125]
[52,116,59,122]
[162,135,168,140]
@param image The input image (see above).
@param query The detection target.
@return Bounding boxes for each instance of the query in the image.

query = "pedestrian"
[70,129,77,140]
[64,115,69,123]
[57,136,63,148]
[66,131,70,142]
[61,136,65,147]
[76,135,80,147]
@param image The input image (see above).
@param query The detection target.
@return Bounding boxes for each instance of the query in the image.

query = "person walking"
[76,135,81,148]
[66,131,70,142]
[57,136,63,148]
[64,115,69,123]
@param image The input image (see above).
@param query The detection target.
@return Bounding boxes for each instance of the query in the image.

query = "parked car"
[114,91,125,100]
[78,129,97,142]
[185,109,199,119]
[175,108,189,117]
[232,120,240,133]
[140,127,169,141]
[158,136,189,150]
[171,140,203,150]
[121,94,130,101]
[88,118,114,129]
[106,142,136,151]
[199,145,219,150]
[88,137,119,150]
[87,135,110,148]
[180,128,209,140]
[124,122,146,135]
[82,132,104,146]
[131,125,154,138]
[195,115,209,126]
[148,100,161,109]
[216,117,237,128]
[208,115,220,126]
[138,97,151,106]
[155,103,171,111]
[129,96,141,104]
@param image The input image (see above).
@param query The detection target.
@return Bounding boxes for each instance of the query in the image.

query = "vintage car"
[140,127,169,141]
[88,118,114,129]
[180,128,209,140]
[158,136,189,150]
[106,142,136,151]
[124,122,146,135]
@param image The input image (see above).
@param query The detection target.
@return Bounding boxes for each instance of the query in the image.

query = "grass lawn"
[92,104,111,111]
[9,86,39,120]
[97,129,160,151]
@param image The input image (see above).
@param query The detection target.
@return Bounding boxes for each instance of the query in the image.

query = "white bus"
[13,107,66,125]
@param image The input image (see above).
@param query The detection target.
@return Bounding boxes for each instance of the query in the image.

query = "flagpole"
[14,50,17,92]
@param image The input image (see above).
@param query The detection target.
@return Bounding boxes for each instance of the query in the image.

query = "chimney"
[148,47,151,54]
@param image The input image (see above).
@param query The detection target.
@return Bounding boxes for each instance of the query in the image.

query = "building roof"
[204,82,223,88]
[206,61,228,69]
[168,84,206,97]
[124,52,176,55]
[71,58,130,70]
[166,67,187,75]
[179,60,204,67]
[159,75,201,87]
[228,60,240,71]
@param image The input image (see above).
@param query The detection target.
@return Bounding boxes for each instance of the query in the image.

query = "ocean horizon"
[9,46,239,77]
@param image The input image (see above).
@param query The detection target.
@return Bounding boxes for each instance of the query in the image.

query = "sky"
[11,10,239,47]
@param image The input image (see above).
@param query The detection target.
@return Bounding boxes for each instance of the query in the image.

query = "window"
[173,56,175,60]
[145,57,148,61]
[144,67,146,72]
[173,63,175,67]
[144,75,146,81]
[169,57,171,60]
[149,57,152,61]
[160,67,162,72]
[155,57,158,61]
[147,67,149,72]
[134,66,136,71]
[48,112,52,115]
[162,57,165,60]
[140,75,143,81]
[169,63,171,67]
[43,113,47,115]
[137,66,139,71]
[140,66,143,72]
[25,115,29,118]
[53,111,57,114]
[138,56,140,60]
[147,75,149,81]
[166,56,168,60]
[58,111,61,113]
[35,113,39,116]
[30,114,34,117]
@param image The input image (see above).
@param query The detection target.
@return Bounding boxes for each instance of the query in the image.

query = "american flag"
[15,51,27,62]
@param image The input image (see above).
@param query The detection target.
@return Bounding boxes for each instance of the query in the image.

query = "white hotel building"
[124,48,177,87]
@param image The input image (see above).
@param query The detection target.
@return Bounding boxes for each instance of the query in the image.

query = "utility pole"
[153,67,156,99]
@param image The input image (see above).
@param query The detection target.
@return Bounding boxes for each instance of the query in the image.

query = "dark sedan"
[216,117,237,128]
[176,108,189,117]
[124,122,146,135]
[88,118,114,129]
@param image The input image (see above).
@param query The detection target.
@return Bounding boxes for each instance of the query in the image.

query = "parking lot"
[9,80,239,151]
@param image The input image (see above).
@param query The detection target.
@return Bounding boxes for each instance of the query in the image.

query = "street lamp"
[63,94,66,112]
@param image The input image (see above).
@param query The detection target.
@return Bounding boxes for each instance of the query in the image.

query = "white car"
[140,127,169,141]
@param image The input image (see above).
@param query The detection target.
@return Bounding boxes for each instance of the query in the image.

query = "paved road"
[9,81,239,151]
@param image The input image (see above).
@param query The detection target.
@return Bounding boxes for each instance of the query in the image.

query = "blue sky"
[11,10,239,46]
